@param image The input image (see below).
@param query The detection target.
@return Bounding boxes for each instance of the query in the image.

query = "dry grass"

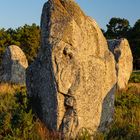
[105,82,140,140]
[0,72,139,139]
[36,120,61,140]
[128,83,140,93]
[0,83,25,94]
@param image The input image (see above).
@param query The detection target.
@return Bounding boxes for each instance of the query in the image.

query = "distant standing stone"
[0,45,28,84]
[108,39,133,90]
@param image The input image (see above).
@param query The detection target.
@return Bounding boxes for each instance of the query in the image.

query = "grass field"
[129,71,140,83]
[0,72,139,139]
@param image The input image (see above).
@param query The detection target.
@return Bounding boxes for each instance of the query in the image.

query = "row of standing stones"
[0,0,133,139]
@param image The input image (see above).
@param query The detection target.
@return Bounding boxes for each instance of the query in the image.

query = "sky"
[0,0,140,30]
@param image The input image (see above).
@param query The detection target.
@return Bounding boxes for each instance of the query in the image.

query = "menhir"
[0,45,28,84]
[26,0,117,138]
[108,38,133,90]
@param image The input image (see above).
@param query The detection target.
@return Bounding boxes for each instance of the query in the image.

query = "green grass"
[0,80,139,140]
[105,86,140,140]
[129,71,140,83]
[0,85,41,140]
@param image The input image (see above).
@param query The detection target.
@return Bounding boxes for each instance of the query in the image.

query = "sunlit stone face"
[26,0,117,138]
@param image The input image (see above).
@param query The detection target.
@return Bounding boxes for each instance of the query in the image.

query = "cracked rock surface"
[108,39,133,90]
[0,45,28,84]
[26,0,117,138]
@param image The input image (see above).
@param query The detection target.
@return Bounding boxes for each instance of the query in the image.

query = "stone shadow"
[97,84,117,132]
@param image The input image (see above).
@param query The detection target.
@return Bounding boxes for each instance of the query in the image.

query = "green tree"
[105,17,130,39]
[15,24,41,64]
[0,28,12,64]
[128,19,140,69]
[6,28,21,46]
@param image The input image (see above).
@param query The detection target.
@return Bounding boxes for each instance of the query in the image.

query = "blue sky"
[0,0,140,30]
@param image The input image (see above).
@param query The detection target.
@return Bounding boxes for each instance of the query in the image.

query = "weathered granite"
[26,0,117,138]
[0,45,28,84]
[108,38,133,90]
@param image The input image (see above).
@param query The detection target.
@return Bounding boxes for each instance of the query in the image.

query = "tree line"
[0,23,40,64]
[0,18,140,69]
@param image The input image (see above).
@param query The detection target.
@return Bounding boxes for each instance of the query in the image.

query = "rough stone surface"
[108,39,133,90]
[0,45,28,84]
[26,0,117,138]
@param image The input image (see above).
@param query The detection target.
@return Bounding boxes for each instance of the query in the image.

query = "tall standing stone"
[0,45,28,84]
[108,39,133,90]
[26,0,117,138]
